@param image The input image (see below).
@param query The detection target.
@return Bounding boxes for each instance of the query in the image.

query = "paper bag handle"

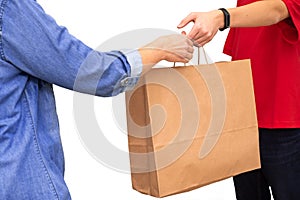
[173,46,208,67]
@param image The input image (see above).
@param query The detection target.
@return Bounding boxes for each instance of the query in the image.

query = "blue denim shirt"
[0,0,142,199]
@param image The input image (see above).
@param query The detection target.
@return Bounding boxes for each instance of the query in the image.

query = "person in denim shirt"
[0,0,194,199]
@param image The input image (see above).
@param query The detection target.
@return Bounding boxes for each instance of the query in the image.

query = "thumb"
[177,13,195,29]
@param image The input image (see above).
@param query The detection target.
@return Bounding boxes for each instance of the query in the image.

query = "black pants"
[234,128,300,200]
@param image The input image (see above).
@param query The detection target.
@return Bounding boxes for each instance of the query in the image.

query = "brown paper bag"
[125,59,260,198]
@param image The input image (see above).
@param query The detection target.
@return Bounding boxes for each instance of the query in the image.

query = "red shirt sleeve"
[279,0,300,43]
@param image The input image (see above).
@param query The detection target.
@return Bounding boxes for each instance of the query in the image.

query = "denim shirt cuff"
[119,49,142,91]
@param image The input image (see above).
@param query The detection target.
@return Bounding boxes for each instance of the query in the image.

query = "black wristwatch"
[218,8,230,31]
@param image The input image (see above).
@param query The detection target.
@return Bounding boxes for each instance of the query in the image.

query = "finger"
[178,34,193,47]
[171,52,189,63]
[177,13,195,29]
[195,37,207,47]
[187,24,201,40]
[199,38,212,47]
[181,50,194,61]
[196,33,214,47]
[186,52,194,62]
[195,29,211,45]
[187,45,194,53]
[182,45,194,53]
[186,37,194,46]
[193,40,202,47]
[194,38,205,47]
[183,53,193,63]
[190,35,203,47]
[186,52,193,61]
[178,57,189,63]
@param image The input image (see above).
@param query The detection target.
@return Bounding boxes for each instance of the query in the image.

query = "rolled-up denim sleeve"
[1,0,142,97]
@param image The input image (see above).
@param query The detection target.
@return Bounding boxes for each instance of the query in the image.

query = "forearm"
[178,0,291,46]
[226,0,289,28]
[138,49,164,76]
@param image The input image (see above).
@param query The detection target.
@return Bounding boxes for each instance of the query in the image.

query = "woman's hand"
[177,10,224,47]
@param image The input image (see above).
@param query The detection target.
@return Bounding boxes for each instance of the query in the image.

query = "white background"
[37,0,238,199]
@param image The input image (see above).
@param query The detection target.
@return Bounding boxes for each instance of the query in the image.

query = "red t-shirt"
[224,0,300,128]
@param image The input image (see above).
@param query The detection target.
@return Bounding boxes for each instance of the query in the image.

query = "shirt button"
[121,78,130,86]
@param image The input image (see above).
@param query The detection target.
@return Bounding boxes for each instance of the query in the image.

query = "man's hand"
[138,34,194,75]
[143,34,194,63]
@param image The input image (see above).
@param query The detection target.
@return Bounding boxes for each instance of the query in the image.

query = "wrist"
[213,10,225,30]
[138,48,163,66]
[218,8,230,31]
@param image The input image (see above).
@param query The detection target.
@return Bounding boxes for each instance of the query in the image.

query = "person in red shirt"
[178,0,300,199]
